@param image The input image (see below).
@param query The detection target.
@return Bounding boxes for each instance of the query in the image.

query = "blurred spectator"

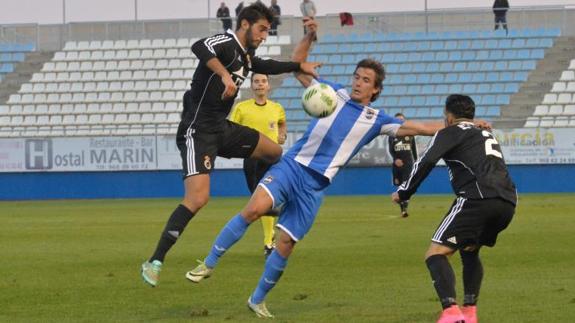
[493,0,509,33]
[300,0,316,35]
[235,1,244,17]
[339,12,354,27]
[269,0,281,36]
[216,2,232,31]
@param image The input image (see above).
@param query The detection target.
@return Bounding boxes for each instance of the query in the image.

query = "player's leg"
[425,197,467,322]
[255,160,277,255]
[185,185,274,283]
[142,124,214,287]
[460,246,481,323]
[399,164,412,217]
[248,229,295,318]
[250,133,282,164]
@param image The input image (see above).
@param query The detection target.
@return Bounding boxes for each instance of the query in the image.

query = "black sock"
[150,204,195,262]
[460,249,483,306]
[426,254,457,309]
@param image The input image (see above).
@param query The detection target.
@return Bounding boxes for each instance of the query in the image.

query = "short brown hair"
[354,58,386,102]
[235,2,275,31]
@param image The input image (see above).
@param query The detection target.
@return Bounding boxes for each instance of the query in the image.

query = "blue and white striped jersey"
[285,79,403,181]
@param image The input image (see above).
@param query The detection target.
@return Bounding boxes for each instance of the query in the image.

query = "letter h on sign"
[25,139,53,169]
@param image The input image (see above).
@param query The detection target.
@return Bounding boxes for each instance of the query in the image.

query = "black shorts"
[432,197,515,249]
[176,120,260,177]
[243,158,273,193]
[392,163,413,186]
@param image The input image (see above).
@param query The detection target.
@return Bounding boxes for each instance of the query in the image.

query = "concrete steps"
[0,51,54,104]
[495,36,575,128]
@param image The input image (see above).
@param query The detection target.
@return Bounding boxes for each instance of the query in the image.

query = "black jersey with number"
[188,30,299,132]
[388,135,418,165]
[397,121,517,205]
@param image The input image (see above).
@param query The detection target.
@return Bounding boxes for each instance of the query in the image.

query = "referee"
[387,113,417,217]
[229,73,287,257]
[392,94,517,323]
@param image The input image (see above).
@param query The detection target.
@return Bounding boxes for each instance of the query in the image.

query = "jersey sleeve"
[251,56,300,75]
[378,113,404,137]
[228,103,242,123]
[191,34,233,62]
[396,128,458,200]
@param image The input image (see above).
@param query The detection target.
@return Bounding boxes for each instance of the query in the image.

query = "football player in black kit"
[388,113,417,217]
[392,95,517,323]
[141,2,321,287]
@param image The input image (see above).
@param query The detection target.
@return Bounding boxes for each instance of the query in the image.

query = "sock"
[261,216,275,247]
[251,250,287,304]
[460,250,483,306]
[204,214,250,268]
[150,204,194,262]
[426,254,457,309]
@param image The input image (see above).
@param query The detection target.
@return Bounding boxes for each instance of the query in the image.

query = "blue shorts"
[258,158,330,241]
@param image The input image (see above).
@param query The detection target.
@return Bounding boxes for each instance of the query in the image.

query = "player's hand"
[221,74,238,101]
[394,159,404,167]
[300,62,321,78]
[391,192,401,204]
[303,17,318,33]
[474,119,492,131]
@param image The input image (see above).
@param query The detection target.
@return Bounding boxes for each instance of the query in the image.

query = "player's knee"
[241,204,265,222]
[182,194,209,213]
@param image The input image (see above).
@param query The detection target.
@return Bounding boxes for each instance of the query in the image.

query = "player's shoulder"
[440,121,478,136]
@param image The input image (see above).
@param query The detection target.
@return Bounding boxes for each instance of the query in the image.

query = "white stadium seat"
[548,105,563,115]
[539,117,554,127]
[564,105,575,115]
[524,117,539,127]
[542,94,557,104]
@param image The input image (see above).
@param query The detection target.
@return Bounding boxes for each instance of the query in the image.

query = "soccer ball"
[301,83,338,118]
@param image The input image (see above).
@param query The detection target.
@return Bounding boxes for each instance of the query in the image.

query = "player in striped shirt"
[185,21,489,318]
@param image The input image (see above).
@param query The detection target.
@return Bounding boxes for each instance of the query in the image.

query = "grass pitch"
[1,194,574,322]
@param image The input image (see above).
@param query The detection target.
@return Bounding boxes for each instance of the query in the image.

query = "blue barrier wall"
[0,165,573,200]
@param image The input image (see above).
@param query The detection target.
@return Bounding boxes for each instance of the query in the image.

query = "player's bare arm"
[292,19,320,88]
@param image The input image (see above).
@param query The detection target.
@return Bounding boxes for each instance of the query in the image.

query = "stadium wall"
[0,164,572,200]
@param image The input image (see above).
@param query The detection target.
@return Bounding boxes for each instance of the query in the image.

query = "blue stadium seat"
[382,87,393,96]
[413,63,426,73]
[514,72,528,81]
[496,95,510,105]
[403,107,417,118]
[471,40,485,49]
[365,43,377,52]
[387,64,399,73]
[472,73,486,83]
[475,106,487,116]
[517,49,530,59]
[467,62,481,72]
[399,97,412,106]
[277,99,290,108]
[530,49,545,59]
[445,73,458,83]
[459,73,472,83]
[393,85,408,95]
[445,41,457,50]
[503,50,517,60]
[457,40,471,50]
[493,29,507,38]
[436,51,449,61]
[417,41,431,51]
[546,28,561,37]
[449,51,463,61]
[386,107,402,116]
[512,39,526,48]
[319,65,332,75]
[430,74,443,83]
[486,72,499,82]
[476,50,489,60]
[425,63,439,73]
[385,97,399,106]
[478,84,491,93]
[413,96,426,106]
[499,39,512,48]
[350,43,365,53]
[372,97,385,107]
[416,107,430,118]
[435,84,449,94]
[391,42,404,51]
[404,74,417,84]
[508,61,522,70]
[289,99,301,109]
[399,64,413,73]
[417,74,431,83]
[422,52,435,61]
[330,65,343,75]
[342,54,355,64]
[489,50,503,60]
[381,53,394,63]
[425,96,441,106]
[525,38,539,48]
[339,43,352,53]
[483,95,496,105]
[358,33,373,42]
[328,55,342,64]
[387,75,400,84]
[462,51,475,61]
[486,106,500,116]
[504,83,519,93]
[345,65,356,74]
[523,60,536,70]
[430,107,443,118]
[273,88,286,98]
[453,62,466,72]
[500,72,513,82]
[406,85,420,95]
[494,61,507,71]
[404,42,417,51]
[286,88,299,98]
[449,84,463,93]
[322,34,336,43]
[440,62,453,72]
[326,44,338,53]
[491,83,505,93]
[463,84,477,94]
[431,41,444,51]
[408,52,422,62]
[480,62,494,71]
[421,85,434,94]
[395,53,408,63]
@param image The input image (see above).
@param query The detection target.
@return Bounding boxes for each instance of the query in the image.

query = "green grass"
[1,194,574,322]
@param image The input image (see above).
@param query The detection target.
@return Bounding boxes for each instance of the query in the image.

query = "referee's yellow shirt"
[229,99,286,143]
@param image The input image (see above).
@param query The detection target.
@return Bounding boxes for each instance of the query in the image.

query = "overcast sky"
[1,0,574,25]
